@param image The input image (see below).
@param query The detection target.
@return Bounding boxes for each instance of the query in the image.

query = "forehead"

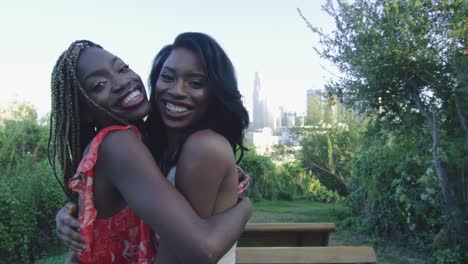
[77,47,117,77]
[163,48,203,72]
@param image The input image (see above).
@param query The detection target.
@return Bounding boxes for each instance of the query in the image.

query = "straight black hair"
[146,32,249,171]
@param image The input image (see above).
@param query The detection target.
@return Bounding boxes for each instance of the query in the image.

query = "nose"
[112,75,130,93]
[167,78,187,98]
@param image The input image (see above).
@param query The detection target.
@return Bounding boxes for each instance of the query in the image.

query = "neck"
[134,119,146,133]
[165,127,180,157]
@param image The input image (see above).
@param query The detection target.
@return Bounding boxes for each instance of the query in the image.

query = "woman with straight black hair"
[146,32,249,263]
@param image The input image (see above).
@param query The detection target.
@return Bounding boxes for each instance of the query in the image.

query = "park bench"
[235,246,377,264]
[238,223,336,247]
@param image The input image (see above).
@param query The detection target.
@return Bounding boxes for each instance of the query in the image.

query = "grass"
[251,200,350,223]
[35,200,426,264]
[251,200,427,264]
[34,251,68,264]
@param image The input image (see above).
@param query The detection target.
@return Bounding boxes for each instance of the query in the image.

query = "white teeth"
[123,90,141,104]
[166,102,188,113]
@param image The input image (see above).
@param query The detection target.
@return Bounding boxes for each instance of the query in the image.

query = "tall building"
[248,72,280,154]
[252,72,273,131]
[252,72,264,130]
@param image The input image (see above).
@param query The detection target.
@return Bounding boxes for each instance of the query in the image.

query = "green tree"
[0,103,65,263]
[294,100,366,195]
[299,0,466,255]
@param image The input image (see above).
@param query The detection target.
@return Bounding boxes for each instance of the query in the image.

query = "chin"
[125,105,151,123]
[162,120,189,130]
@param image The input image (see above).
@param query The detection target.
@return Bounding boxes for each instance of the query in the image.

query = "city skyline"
[0,0,336,118]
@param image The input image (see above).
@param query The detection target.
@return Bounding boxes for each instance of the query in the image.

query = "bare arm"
[176,130,238,217]
[158,130,240,262]
[97,130,251,263]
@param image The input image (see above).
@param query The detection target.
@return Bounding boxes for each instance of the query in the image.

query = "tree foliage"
[294,100,367,195]
[0,103,66,263]
[299,0,467,258]
[240,149,340,202]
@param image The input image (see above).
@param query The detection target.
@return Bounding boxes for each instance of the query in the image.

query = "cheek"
[195,89,210,106]
[153,83,165,98]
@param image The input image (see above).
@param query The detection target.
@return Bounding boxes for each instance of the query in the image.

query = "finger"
[237,166,246,181]
[58,232,85,252]
[57,203,81,229]
[62,215,82,229]
[64,204,81,229]
[239,174,251,188]
[243,175,251,189]
[59,225,84,243]
[237,185,246,195]
[68,239,86,253]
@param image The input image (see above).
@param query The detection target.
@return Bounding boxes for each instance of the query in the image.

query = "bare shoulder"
[98,128,145,164]
[180,129,234,163]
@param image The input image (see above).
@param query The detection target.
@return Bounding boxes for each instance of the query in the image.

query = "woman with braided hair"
[49,39,251,263]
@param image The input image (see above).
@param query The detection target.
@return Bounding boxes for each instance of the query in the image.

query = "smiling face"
[154,48,210,130]
[77,47,151,126]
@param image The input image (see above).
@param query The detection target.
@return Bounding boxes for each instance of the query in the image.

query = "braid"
[48,40,128,201]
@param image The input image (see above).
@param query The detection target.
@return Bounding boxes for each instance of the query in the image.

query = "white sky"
[0,0,336,118]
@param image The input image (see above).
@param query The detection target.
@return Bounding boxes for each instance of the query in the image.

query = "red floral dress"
[69,125,156,264]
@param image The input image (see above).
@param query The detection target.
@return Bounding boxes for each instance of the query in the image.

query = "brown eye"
[160,74,174,82]
[188,80,203,89]
[93,81,107,91]
[119,64,129,73]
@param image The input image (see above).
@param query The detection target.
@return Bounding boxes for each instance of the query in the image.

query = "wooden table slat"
[236,246,377,264]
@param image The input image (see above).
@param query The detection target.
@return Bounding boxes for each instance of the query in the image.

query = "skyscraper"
[252,72,265,130]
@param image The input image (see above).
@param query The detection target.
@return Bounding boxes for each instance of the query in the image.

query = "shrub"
[241,150,341,203]
[347,127,444,251]
[0,105,66,263]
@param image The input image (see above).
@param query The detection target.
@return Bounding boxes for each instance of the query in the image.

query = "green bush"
[240,150,340,203]
[0,158,66,263]
[433,249,460,264]
[240,150,279,200]
[276,161,341,202]
[347,126,444,251]
[0,104,66,263]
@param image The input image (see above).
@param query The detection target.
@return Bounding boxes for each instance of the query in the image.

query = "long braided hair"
[48,40,128,201]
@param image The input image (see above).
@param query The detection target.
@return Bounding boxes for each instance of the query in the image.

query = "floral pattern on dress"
[69,125,156,264]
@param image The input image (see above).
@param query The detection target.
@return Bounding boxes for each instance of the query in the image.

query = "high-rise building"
[252,72,264,130]
[252,72,273,131]
[248,72,280,154]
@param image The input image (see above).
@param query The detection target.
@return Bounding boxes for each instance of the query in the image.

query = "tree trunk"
[454,89,468,261]
[410,85,462,249]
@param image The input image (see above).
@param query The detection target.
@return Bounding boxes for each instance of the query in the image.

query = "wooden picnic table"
[238,223,336,247]
[236,246,377,264]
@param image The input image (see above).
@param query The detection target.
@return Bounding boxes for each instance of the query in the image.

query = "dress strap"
[76,125,141,174]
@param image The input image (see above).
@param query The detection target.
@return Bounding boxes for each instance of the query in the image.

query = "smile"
[121,86,145,108]
[123,90,141,104]
[165,102,189,113]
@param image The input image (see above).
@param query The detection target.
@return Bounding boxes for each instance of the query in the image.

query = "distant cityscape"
[245,72,343,155]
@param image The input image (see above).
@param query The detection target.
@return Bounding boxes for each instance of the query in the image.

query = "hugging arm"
[157,131,240,262]
[97,130,251,263]
[55,155,251,253]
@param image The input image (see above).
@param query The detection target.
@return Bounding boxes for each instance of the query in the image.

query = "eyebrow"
[82,56,121,81]
[161,66,207,78]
